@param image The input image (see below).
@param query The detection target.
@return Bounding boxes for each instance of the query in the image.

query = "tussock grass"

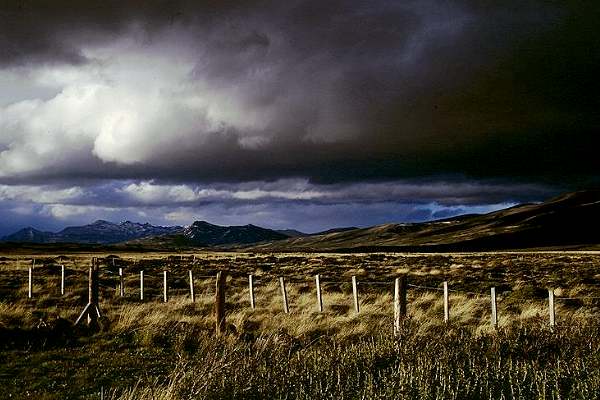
[112,323,600,400]
[0,251,599,398]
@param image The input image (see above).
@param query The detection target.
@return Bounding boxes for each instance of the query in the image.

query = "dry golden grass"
[1,251,599,398]
[1,251,599,335]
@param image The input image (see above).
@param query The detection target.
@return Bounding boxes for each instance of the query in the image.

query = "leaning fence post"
[215,271,227,334]
[140,270,144,300]
[28,266,33,299]
[163,270,168,303]
[352,276,360,313]
[315,274,323,312]
[443,281,449,323]
[548,289,555,328]
[75,258,102,327]
[491,287,498,327]
[394,275,407,336]
[60,264,65,296]
[249,274,255,309]
[119,268,124,297]
[279,277,289,314]
[189,270,195,302]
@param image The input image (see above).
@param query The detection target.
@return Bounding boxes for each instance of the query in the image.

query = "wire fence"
[3,266,600,298]
[2,257,600,330]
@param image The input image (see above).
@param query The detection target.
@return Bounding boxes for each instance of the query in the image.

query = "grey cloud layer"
[0,0,597,186]
[0,179,555,235]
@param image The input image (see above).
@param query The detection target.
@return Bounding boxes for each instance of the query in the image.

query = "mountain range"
[1,220,183,244]
[0,220,360,247]
[0,219,292,246]
[2,190,600,250]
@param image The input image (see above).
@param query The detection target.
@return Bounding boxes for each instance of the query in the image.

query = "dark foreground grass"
[116,322,600,400]
[1,320,599,399]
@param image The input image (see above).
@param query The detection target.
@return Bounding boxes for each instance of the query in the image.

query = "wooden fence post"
[394,277,400,336]
[215,271,227,334]
[352,276,359,313]
[89,264,98,326]
[315,274,323,312]
[249,274,255,309]
[443,281,449,323]
[548,289,555,328]
[279,277,289,314]
[60,264,65,296]
[119,268,124,297]
[491,287,498,327]
[75,258,102,327]
[394,275,407,336]
[163,270,168,303]
[140,270,144,301]
[189,270,195,302]
[27,266,33,299]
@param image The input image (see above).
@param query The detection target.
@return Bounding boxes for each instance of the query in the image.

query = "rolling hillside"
[250,190,600,251]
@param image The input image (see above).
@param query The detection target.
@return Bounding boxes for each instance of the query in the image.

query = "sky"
[0,0,598,235]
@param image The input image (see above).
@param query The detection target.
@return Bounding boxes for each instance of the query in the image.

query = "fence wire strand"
[4,259,600,304]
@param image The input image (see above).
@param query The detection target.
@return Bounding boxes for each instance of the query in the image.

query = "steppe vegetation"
[0,251,599,399]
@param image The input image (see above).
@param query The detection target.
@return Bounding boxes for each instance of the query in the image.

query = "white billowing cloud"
[0,184,85,203]
[120,181,230,203]
[233,188,324,200]
[0,28,288,178]
[117,179,551,206]
[120,179,328,204]
[41,204,108,220]
[0,49,203,173]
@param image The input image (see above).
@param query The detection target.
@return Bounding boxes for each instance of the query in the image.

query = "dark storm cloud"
[0,0,598,190]
[0,1,214,65]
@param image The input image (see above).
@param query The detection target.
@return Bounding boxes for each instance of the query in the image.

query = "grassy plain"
[0,251,599,399]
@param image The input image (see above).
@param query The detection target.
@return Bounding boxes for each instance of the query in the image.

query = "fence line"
[3,260,600,334]
[10,267,600,299]
[408,283,445,292]
[11,268,600,299]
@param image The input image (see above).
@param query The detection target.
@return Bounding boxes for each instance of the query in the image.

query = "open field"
[1,251,600,399]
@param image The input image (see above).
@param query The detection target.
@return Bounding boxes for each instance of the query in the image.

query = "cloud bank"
[0,1,597,233]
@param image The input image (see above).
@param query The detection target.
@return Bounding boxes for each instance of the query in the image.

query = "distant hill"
[131,221,289,247]
[276,229,309,237]
[183,221,289,245]
[275,227,358,237]
[1,220,183,244]
[2,227,55,243]
[313,227,359,235]
[249,190,600,252]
